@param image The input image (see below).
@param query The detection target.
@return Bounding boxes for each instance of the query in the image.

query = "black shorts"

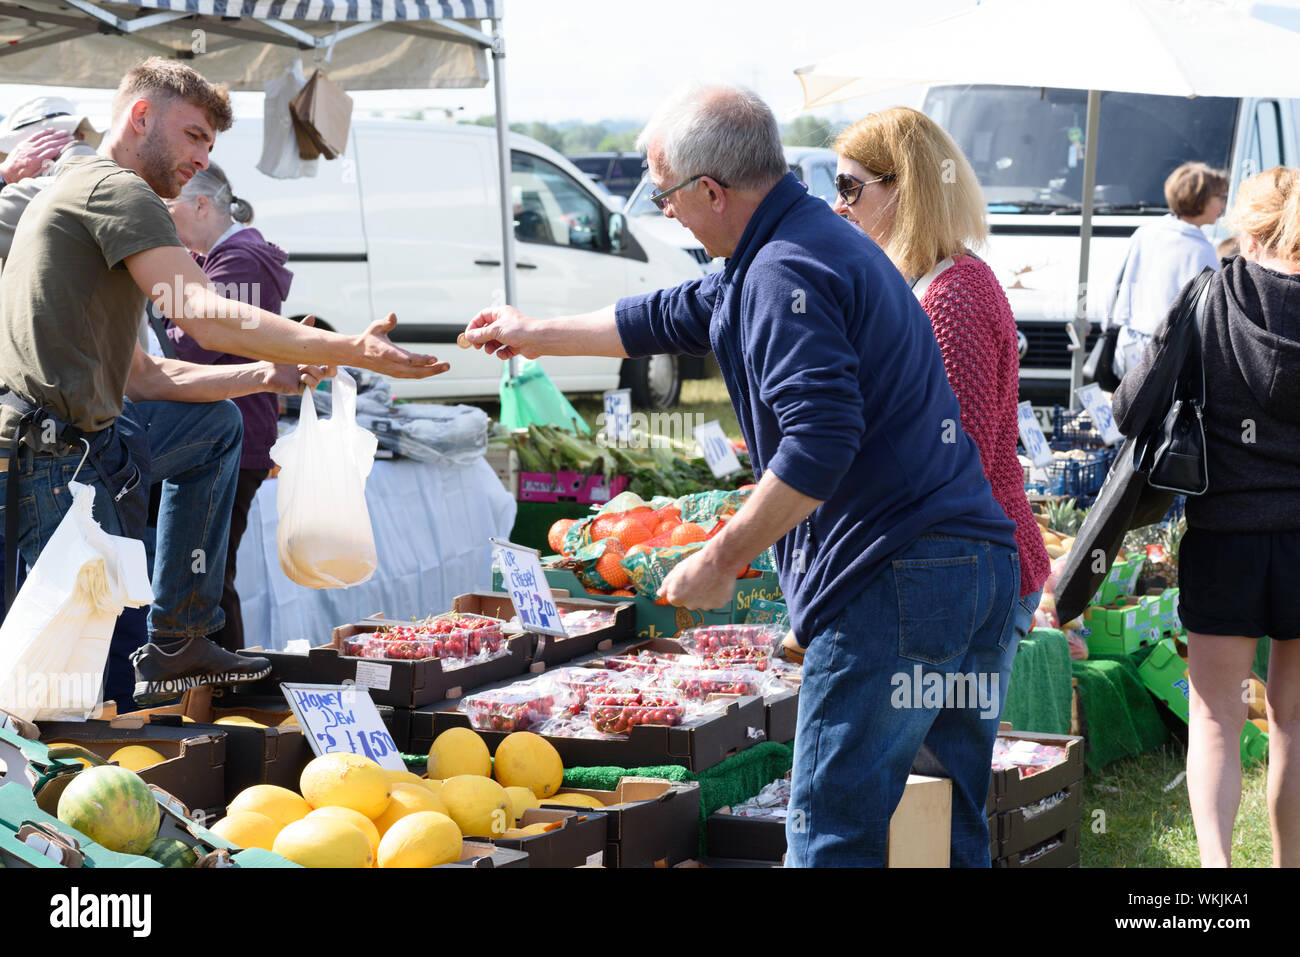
[1178,527,1300,640]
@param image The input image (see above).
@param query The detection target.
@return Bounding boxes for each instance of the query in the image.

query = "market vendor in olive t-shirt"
[0,57,450,704]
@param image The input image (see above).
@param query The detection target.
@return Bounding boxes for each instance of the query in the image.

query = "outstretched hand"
[356,313,451,379]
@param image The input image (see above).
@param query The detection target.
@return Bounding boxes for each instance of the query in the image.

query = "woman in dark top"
[164,162,298,653]
[1113,167,1300,867]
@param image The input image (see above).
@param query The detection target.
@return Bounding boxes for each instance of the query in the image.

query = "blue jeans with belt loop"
[784,534,1020,867]
[0,398,243,642]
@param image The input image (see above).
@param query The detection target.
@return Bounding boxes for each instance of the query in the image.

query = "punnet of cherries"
[588,692,686,734]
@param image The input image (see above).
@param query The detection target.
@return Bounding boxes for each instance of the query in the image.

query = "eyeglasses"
[650,172,731,211]
[835,171,896,206]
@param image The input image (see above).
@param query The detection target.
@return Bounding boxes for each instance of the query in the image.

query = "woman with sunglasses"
[833,107,1050,656]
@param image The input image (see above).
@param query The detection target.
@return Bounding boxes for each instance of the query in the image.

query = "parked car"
[921,84,1298,417]
[208,120,701,407]
[623,146,839,273]
[566,151,646,203]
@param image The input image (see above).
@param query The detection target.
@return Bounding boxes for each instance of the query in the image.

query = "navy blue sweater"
[616,173,1017,641]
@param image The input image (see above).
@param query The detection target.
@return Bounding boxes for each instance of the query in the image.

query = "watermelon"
[56,765,160,855]
[144,837,198,868]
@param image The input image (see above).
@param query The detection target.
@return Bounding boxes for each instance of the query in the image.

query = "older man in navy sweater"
[466,84,1020,867]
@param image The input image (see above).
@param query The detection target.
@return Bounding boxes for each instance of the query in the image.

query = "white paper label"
[1016,401,1054,467]
[282,682,405,770]
[602,388,632,444]
[491,538,568,638]
[693,420,742,477]
[1074,383,1123,446]
[353,660,392,692]
[585,851,604,867]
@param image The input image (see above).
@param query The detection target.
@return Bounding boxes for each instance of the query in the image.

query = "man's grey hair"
[636,83,787,191]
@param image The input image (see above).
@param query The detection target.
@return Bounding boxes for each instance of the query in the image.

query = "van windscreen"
[922,85,1239,211]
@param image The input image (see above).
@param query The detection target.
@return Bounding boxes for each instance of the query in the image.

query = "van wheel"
[621,355,680,409]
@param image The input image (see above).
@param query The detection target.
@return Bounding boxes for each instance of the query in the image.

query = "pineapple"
[1045,497,1085,536]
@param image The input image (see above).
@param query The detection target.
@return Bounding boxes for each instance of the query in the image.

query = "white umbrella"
[795,0,1300,403]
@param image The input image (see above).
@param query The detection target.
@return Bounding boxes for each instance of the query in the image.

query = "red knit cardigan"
[919,255,1050,598]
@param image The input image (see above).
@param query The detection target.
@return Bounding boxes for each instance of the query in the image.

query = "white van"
[920,85,1297,417]
[210,118,702,406]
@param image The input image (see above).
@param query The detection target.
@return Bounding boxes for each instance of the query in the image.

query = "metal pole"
[1070,88,1101,410]
[489,18,520,379]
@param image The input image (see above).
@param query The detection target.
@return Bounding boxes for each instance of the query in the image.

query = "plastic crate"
[1050,406,1107,451]
[1047,447,1116,501]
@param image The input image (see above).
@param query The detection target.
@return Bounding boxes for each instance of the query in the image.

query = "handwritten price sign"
[1017,401,1054,468]
[602,388,632,444]
[491,538,567,638]
[693,420,742,478]
[281,682,404,770]
[1074,383,1123,446]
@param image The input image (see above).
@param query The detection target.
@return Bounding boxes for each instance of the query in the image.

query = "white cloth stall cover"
[234,456,517,651]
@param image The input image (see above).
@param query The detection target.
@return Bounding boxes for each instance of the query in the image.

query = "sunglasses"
[650,172,731,211]
[835,171,896,206]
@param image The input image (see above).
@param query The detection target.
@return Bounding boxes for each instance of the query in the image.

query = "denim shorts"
[785,534,1020,867]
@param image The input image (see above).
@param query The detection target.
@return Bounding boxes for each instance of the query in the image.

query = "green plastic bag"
[498,360,592,434]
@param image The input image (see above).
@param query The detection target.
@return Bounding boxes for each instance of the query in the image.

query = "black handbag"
[1136,270,1213,496]
[1083,244,1134,392]
[1083,327,1121,392]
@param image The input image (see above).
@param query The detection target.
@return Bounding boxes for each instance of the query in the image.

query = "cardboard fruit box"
[501,564,783,642]
[436,841,530,868]
[986,730,1085,814]
[988,781,1082,860]
[239,622,532,709]
[119,689,312,810]
[992,822,1081,868]
[452,591,635,667]
[34,718,227,824]
[478,807,608,868]
[430,694,765,774]
[541,778,701,868]
[1084,601,1161,656]
[705,774,952,867]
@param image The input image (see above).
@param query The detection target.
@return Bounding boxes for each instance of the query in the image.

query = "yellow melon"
[370,783,449,837]
[215,716,266,728]
[272,816,372,868]
[420,778,444,798]
[109,745,166,772]
[299,752,391,819]
[504,785,541,823]
[439,774,510,838]
[492,732,563,798]
[546,792,606,809]
[383,769,427,788]
[377,811,462,868]
[502,822,552,838]
[279,714,300,727]
[227,784,312,832]
[426,727,491,779]
[307,806,382,862]
[210,810,280,850]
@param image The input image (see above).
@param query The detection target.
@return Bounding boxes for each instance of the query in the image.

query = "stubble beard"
[137,130,183,199]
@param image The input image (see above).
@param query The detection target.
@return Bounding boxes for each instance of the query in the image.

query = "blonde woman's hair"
[834,106,987,278]
[1229,166,1300,262]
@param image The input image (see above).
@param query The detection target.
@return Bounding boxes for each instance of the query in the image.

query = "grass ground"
[1081,744,1273,868]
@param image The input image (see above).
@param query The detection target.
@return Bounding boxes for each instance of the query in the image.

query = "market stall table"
[233,456,516,652]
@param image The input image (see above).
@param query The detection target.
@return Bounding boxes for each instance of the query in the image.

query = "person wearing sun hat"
[0,95,103,186]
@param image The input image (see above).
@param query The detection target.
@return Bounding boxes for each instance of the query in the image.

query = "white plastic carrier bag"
[0,481,153,722]
[270,369,379,588]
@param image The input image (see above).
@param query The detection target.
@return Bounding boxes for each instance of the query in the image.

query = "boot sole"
[133,664,272,707]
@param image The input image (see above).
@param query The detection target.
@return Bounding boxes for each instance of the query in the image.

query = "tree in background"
[463,116,642,156]
[782,114,842,149]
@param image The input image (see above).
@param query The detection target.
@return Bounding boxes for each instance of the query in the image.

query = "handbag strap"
[1186,267,1214,408]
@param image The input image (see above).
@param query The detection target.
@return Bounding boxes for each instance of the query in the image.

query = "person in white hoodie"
[1108,162,1228,379]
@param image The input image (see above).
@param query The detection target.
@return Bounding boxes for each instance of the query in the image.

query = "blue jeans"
[784,534,1020,868]
[1013,589,1044,646]
[0,399,242,642]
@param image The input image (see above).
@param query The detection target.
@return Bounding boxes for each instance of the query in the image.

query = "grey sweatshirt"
[1113,256,1300,532]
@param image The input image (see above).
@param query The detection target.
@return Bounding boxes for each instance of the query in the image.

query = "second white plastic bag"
[270,369,379,588]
